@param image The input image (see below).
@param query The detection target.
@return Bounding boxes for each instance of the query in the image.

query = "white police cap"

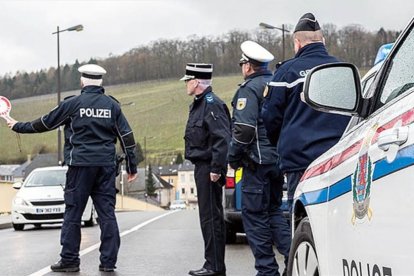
[240,41,274,65]
[78,64,107,79]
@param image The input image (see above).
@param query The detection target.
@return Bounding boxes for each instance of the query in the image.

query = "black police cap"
[294,13,321,33]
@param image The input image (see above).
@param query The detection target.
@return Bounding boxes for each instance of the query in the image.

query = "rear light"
[225,166,235,189]
[225,177,235,189]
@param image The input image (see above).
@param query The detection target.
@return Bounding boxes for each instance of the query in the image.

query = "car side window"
[379,28,414,105]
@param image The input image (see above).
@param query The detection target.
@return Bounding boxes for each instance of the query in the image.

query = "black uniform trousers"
[194,162,226,272]
[241,164,291,276]
[60,166,120,267]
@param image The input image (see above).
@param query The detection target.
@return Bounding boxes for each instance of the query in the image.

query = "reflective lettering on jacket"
[79,108,111,118]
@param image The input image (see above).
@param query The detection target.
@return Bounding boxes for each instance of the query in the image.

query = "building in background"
[177,160,197,209]
[0,165,20,184]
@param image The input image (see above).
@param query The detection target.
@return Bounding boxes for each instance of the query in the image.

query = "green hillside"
[0,75,242,165]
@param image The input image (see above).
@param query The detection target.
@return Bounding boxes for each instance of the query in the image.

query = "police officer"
[261,13,350,213]
[7,64,138,273]
[181,63,230,276]
[228,41,291,276]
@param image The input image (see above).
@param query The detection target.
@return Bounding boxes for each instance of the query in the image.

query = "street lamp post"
[52,24,83,164]
[259,22,290,61]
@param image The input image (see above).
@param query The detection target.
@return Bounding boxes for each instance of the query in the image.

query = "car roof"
[31,166,68,172]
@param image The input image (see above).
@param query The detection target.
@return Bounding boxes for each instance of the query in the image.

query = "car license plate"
[36,207,62,214]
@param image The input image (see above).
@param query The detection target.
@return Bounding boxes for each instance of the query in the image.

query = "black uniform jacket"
[261,43,350,172]
[184,86,231,174]
[12,85,138,174]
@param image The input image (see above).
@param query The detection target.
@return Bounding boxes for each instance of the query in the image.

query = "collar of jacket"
[295,42,328,58]
[245,69,272,80]
[81,85,105,94]
[194,86,213,101]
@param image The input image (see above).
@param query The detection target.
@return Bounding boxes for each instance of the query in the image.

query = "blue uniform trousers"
[194,162,226,272]
[60,166,120,267]
[241,164,291,276]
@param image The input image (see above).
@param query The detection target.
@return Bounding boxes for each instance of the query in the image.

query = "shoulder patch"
[108,95,120,104]
[239,79,252,87]
[205,93,214,104]
[236,98,247,110]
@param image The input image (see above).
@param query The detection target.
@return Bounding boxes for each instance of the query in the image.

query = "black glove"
[228,158,242,170]
[115,154,125,176]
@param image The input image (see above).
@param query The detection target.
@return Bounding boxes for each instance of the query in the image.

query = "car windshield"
[172,200,185,205]
[380,27,414,104]
[24,170,66,187]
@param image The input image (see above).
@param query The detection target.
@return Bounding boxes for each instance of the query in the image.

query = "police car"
[223,167,289,243]
[288,17,414,275]
[11,166,96,231]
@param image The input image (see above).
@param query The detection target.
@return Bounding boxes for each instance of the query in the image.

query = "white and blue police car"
[288,17,414,276]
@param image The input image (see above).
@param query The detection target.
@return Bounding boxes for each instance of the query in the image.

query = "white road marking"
[28,211,177,276]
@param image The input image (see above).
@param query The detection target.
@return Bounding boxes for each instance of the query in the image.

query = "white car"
[12,166,95,231]
[170,199,187,210]
[288,18,414,275]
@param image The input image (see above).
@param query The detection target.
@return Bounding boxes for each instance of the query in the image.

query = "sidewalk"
[0,195,163,230]
[0,213,11,229]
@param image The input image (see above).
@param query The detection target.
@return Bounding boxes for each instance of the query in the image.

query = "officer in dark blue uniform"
[8,64,138,273]
[261,13,350,213]
[181,63,230,276]
[228,41,291,276]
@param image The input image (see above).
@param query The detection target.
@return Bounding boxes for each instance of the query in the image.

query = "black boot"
[99,264,117,272]
[50,260,80,272]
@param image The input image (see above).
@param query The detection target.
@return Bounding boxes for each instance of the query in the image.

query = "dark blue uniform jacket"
[228,69,278,167]
[13,85,137,174]
[261,43,350,172]
[184,86,231,174]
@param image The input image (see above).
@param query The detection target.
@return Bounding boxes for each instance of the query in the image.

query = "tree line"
[0,24,399,100]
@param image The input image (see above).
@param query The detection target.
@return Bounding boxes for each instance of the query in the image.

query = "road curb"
[0,222,11,230]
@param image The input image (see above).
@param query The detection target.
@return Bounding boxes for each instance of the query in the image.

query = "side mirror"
[12,182,23,189]
[302,62,364,116]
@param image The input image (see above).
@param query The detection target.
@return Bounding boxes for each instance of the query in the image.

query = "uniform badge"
[206,94,214,103]
[351,123,378,225]
[236,98,247,110]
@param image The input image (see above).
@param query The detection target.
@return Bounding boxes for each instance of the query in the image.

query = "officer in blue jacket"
[181,63,230,276]
[8,64,138,273]
[228,41,291,276]
[261,13,350,213]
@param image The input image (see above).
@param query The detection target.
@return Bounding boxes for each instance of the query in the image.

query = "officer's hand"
[127,173,137,182]
[210,172,221,182]
[229,161,240,170]
[6,118,17,129]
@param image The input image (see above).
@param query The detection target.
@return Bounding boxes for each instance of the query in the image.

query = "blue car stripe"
[298,144,414,206]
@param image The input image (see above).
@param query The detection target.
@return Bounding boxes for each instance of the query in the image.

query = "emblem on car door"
[351,123,378,224]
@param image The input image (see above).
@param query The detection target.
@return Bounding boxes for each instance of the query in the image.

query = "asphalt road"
[0,210,285,276]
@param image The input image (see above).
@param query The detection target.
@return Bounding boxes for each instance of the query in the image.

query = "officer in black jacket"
[228,41,290,276]
[181,63,230,276]
[8,64,137,273]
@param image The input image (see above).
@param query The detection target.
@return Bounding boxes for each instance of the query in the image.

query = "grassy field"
[0,74,242,165]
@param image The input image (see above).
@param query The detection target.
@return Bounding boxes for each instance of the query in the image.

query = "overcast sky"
[0,0,413,76]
